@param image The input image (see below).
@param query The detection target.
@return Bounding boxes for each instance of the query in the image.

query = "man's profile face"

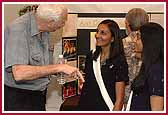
[125,20,131,35]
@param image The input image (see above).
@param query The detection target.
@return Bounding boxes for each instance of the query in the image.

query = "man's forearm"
[12,64,61,81]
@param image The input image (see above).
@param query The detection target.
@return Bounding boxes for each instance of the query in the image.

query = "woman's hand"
[59,64,85,83]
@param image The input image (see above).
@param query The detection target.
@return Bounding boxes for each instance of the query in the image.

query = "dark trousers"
[4,85,46,111]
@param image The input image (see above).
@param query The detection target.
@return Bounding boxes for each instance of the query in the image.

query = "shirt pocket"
[30,52,43,65]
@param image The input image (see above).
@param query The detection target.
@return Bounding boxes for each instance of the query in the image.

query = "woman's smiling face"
[95,24,113,47]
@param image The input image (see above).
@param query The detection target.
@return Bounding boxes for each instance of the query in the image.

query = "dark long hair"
[92,19,124,61]
[131,22,164,93]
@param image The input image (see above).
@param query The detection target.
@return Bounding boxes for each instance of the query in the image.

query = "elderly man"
[122,8,149,109]
[4,4,84,111]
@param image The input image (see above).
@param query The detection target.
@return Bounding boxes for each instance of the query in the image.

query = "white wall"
[3,3,164,27]
[67,3,164,13]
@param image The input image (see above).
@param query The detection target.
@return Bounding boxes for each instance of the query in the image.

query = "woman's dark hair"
[131,22,164,93]
[93,19,124,60]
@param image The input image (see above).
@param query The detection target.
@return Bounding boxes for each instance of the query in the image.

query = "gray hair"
[36,4,67,22]
[125,8,149,31]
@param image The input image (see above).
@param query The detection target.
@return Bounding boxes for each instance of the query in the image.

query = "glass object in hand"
[57,55,66,84]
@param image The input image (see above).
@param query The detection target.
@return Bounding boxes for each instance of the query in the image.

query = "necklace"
[100,55,108,66]
[100,59,107,66]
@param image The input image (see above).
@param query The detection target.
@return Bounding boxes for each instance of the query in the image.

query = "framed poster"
[62,80,78,100]
[62,37,77,61]
[77,55,86,74]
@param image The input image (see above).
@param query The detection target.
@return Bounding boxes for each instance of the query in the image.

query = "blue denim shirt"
[4,12,51,91]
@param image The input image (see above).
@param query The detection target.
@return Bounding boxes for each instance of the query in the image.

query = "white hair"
[36,4,67,22]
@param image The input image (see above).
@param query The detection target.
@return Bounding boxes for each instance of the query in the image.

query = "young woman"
[130,22,164,111]
[77,20,129,111]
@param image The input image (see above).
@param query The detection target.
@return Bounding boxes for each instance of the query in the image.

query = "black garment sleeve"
[147,64,164,97]
[115,56,129,84]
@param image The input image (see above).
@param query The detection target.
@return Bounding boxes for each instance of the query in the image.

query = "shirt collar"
[30,13,40,36]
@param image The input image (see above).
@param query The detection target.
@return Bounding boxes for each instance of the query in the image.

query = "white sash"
[125,90,133,111]
[92,52,128,111]
[93,55,114,111]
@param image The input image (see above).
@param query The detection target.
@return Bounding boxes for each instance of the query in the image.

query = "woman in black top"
[77,20,129,111]
[130,22,164,111]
